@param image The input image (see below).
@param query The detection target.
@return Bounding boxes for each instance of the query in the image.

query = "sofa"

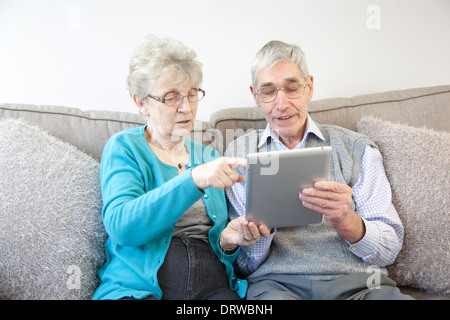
[0,84,449,300]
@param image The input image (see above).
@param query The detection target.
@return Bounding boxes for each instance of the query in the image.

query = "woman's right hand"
[191,157,247,190]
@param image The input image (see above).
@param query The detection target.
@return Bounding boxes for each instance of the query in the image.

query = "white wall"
[1,0,449,121]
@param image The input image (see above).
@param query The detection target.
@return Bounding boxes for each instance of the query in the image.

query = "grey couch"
[0,85,449,300]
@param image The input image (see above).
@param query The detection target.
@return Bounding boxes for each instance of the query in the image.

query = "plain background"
[1,0,449,121]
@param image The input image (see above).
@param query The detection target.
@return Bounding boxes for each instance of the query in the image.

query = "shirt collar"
[257,113,325,150]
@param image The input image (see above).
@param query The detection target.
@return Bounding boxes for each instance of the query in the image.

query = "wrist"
[190,167,204,191]
[336,210,366,244]
[219,235,238,253]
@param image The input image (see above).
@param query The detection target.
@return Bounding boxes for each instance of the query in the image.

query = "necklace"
[145,129,189,170]
[148,141,188,170]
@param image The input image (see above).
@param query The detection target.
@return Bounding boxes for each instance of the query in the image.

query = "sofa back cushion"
[210,85,450,153]
[0,103,213,160]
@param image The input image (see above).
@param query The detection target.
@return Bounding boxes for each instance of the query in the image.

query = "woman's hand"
[220,216,271,249]
[191,157,247,190]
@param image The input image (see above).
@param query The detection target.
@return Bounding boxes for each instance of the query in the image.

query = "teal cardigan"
[92,126,247,300]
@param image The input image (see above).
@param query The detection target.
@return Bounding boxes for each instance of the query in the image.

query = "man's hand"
[299,181,365,244]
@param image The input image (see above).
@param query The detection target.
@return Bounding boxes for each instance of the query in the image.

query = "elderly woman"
[92,35,268,300]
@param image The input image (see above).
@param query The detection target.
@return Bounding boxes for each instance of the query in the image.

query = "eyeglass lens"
[163,89,204,106]
[257,83,305,103]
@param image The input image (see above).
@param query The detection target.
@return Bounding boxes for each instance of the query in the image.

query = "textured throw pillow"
[357,116,450,295]
[0,118,106,299]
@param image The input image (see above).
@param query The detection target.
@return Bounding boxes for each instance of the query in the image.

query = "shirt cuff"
[347,218,380,263]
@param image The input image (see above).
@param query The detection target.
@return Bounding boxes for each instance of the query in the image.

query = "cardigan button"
[203,194,209,199]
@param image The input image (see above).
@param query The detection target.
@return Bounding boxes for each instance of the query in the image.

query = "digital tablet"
[245,146,332,228]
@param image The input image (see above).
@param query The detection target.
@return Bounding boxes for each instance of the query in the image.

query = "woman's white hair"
[250,40,309,87]
[127,35,203,98]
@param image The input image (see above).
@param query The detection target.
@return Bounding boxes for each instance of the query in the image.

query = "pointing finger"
[225,157,247,169]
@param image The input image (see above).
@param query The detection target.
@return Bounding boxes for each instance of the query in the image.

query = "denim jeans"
[157,237,239,300]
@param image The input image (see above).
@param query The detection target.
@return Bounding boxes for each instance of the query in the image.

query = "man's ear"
[306,75,314,102]
[250,85,260,108]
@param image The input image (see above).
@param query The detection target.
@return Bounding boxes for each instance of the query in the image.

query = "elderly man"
[225,40,413,300]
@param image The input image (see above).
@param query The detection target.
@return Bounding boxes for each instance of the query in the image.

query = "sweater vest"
[228,124,388,280]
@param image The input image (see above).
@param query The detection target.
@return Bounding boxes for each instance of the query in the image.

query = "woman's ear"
[133,95,149,116]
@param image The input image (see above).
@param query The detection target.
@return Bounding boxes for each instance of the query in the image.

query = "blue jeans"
[157,237,239,300]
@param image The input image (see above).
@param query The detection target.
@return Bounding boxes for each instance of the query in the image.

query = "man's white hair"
[251,40,309,87]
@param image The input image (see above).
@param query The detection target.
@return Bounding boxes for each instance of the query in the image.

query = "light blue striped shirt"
[226,114,404,276]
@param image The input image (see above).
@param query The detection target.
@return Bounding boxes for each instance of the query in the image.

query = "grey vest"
[226,124,387,280]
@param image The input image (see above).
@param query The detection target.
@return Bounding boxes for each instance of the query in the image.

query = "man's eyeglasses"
[255,80,307,103]
[148,88,205,107]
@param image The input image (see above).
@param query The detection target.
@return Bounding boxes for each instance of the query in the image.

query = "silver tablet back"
[245,146,331,228]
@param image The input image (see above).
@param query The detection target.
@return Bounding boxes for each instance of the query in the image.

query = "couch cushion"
[209,107,266,153]
[0,118,106,299]
[0,103,213,160]
[309,85,450,133]
[357,116,450,296]
[210,85,450,153]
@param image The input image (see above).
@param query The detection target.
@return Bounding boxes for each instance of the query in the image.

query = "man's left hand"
[300,181,365,244]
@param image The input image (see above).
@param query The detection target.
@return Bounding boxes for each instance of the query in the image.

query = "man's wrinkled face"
[251,61,313,148]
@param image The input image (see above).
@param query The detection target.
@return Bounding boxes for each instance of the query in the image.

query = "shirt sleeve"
[349,145,404,266]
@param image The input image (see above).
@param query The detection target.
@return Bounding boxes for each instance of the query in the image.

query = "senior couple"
[92,35,413,300]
